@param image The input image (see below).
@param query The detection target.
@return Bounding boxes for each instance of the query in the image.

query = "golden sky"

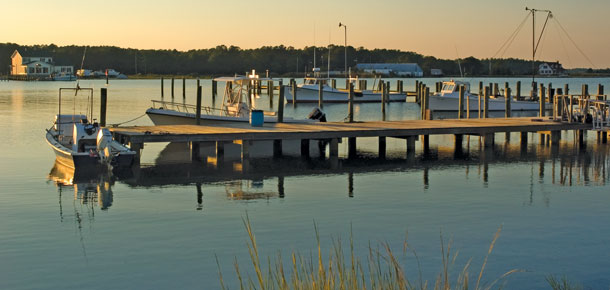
[4,0,610,68]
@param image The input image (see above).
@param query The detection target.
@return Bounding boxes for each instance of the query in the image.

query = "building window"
[43,67,48,73]
[29,67,34,73]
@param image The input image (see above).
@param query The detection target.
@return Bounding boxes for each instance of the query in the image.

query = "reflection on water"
[48,161,116,211]
[60,138,601,212]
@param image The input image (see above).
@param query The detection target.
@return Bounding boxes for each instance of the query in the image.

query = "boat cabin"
[53,114,99,152]
[303,77,329,86]
[440,81,470,96]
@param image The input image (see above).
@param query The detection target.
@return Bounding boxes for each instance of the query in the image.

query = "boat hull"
[283,86,406,103]
[146,108,315,126]
[46,129,134,170]
[46,132,100,169]
[428,95,548,112]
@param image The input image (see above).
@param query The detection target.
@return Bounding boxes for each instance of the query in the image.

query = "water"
[1,77,610,289]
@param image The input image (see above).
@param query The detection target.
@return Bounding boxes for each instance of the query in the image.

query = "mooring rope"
[109,113,147,127]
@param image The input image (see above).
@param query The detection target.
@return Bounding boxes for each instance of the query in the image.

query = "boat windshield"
[304,78,328,86]
[441,83,455,93]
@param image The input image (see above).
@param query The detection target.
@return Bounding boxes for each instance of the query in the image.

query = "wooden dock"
[110,117,591,162]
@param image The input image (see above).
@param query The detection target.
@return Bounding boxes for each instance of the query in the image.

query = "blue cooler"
[250,110,264,127]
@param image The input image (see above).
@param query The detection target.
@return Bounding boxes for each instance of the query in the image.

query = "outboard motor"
[308,107,327,122]
[97,128,114,163]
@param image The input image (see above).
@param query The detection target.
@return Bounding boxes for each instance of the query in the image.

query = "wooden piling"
[212,80,217,99]
[458,85,464,119]
[331,79,336,89]
[466,85,470,119]
[530,81,537,100]
[493,83,499,97]
[300,139,310,158]
[505,87,511,118]
[520,132,528,149]
[348,137,357,158]
[484,86,489,118]
[406,136,417,157]
[516,81,521,100]
[478,82,483,118]
[415,81,420,103]
[277,80,284,123]
[378,136,386,159]
[273,140,282,157]
[182,78,186,99]
[190,142,200,161]
[171,78,175,98]
[196,85,202,125]
[292,80,298,107]
[598,84,605,100]
[161,77,164,98]
[483,133,494,147]
[348,82,354,122]
[397,80,403,93]
[381,81,387,121]
[539,84,546,117]
[422,86,430,120]
[329,138,339,157]
[100,88,107,127]
[556,88,564,120]
[268,80,274,99]
[318,80,324,108]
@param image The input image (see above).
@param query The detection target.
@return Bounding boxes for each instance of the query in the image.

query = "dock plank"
[110,117,589,144]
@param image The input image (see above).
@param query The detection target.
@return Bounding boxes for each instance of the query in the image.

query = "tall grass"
[546,275,583,290]
[217,215,521,290]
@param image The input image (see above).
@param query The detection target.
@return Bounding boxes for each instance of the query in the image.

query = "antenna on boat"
[313,24,316,69]
[455,45,464,78]
[328,29,331,79]
[525,7,552,90]
[75,46,87,95]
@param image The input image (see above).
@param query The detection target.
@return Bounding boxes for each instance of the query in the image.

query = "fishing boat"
[283,70,406,103]
[428,80,550,112]
[45,88,136,170]
[146,74,326,125]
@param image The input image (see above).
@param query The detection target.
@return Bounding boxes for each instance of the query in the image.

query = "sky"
[3,0,610,68]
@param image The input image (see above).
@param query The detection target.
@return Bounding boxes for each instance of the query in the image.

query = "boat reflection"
[48,161,116,210]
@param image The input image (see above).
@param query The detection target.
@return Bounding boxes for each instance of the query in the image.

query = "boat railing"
[151,100,231,116]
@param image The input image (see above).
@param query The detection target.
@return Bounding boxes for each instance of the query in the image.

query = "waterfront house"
[10,50,73,79]
[538,62,565,76]
[355,63,423,77]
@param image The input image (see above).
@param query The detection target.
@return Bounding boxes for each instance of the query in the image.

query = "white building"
[538,62,565,76]
[10,50,73,79]
[355,63,423,77]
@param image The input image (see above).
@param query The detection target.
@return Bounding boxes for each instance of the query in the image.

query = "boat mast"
[525,7,552,92]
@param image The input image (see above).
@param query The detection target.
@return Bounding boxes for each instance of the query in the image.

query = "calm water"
[1,77,610,289]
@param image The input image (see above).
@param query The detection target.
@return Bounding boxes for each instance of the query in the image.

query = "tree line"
[0,42,573,77]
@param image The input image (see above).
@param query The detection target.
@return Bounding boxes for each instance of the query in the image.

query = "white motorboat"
[146,74,326,126]
[52,72,76,81]
[428,80,549,112]
[45,88,135,170]
[283,75,406,103]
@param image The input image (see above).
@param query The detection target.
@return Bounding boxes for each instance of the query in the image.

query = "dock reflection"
[121,139,610,208]
[47,138,610,212]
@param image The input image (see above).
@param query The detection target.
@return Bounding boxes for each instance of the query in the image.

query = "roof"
[11,49,52,59]
[355,63,422,72]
